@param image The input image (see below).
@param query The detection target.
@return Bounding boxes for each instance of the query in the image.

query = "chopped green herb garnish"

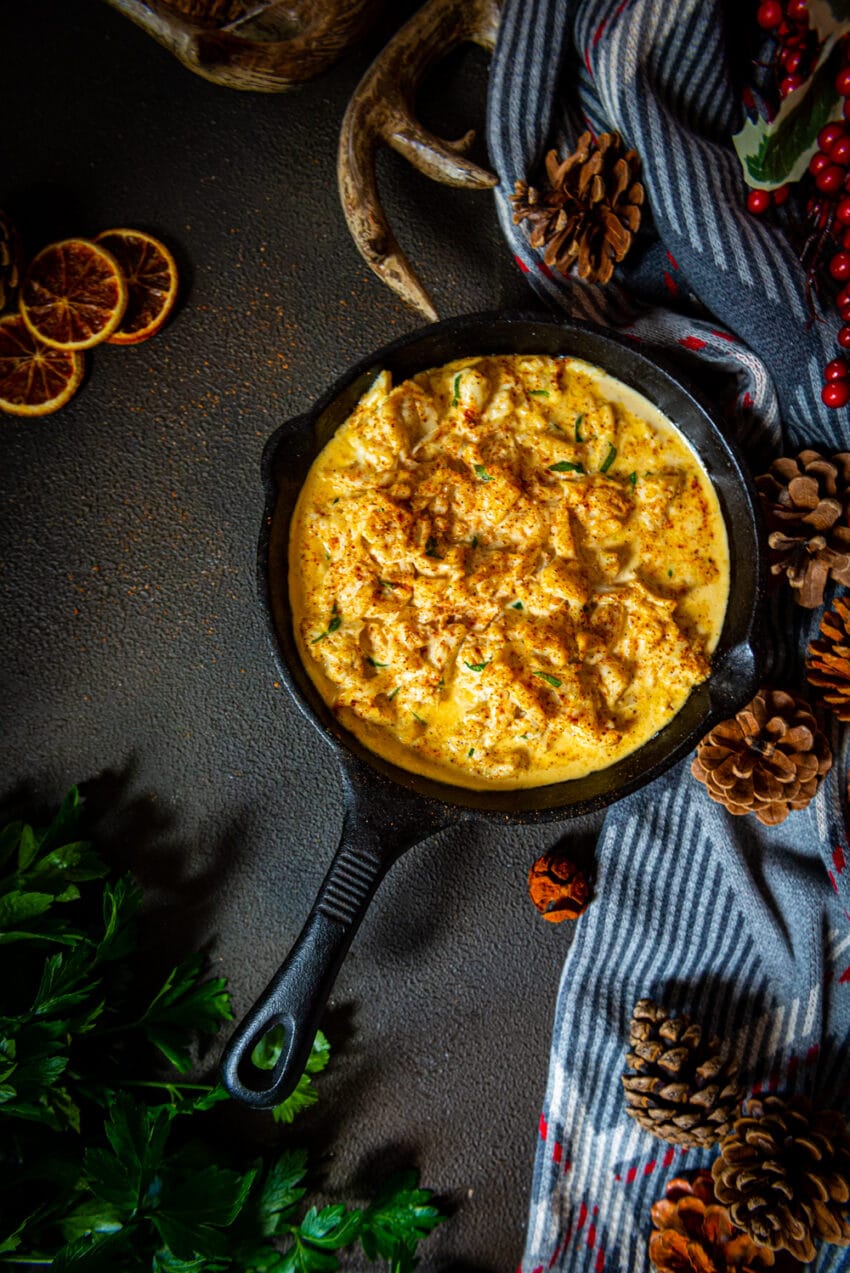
[387,686,400,700]
[412,712,427,726]
[529,389,549,397]
[438,677,445,690]
[471,535,479,549]
[520,732,529,740]
[425,536,441,558]
[533,670,562,689]
[331,496,340,504]
[668,568,675,578]
[629,471,637,488]
[550,420,563,432]
[468,748,475,757]
[473,464,494,482]
[312,606,341,643]
[549,460,585,474]
[367,656,388,668]
[378,576,401,589]
[574,413,585,442]
[511,600,523,610]
[451,373,462,406]
[600,442,617,473]
[464,659,491,672]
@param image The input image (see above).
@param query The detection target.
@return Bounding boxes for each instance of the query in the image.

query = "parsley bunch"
[0,789,445,1271]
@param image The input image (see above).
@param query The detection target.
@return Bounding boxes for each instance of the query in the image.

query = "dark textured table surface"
[0,5,604,1267]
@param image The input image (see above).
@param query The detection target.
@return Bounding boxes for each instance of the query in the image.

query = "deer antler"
[338,0,502,322]
[104,0,383,92]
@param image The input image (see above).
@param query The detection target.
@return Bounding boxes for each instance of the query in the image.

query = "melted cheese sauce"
[289,355,729,790]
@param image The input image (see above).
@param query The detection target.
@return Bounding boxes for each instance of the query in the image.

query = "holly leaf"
[809,0,850,39]
[359,1172,444,1265]
[733,35,848,189]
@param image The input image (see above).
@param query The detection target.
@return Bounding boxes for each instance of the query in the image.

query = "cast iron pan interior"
[220,311,765,1107]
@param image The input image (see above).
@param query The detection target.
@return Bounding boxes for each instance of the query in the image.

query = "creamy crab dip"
[289,354,729,790]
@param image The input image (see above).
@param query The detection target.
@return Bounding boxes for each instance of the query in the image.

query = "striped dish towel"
[485,1,850,1270]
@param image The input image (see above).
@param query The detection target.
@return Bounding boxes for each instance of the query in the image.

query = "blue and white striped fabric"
[486,2,850,1270]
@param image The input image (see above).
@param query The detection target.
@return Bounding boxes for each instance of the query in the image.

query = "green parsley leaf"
[299,1205,362,1250]
[366,657,388,668]
[528,389,549,397]
[533,670,562,689]
[463,659,490,672]
[387,686,400,701]
[326,615,341,635]
[137,953,232,1073]
[255,1149,309,1236]
[451,373,462,406]
[411,712,427,726]
[473,464,493,482]
[359,1171,444,1265]
[668,568,675,578]
[471,535,479,549]
[574,414,585,442]
[468,748,475,758]
[548,461,584,474]
[629,471,637,488]
[600,442,617,473]
[511,601,523,610]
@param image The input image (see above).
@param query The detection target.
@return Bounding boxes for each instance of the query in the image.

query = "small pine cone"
[807,593,850,722]
[510,130,644,285]
[712,1095,850,1264]
[527,851,589,922]
[621,1000,743,1148]
[756,449,850,608]
[649,1171,798,1272]
[691,688,831,827]
[0,211,22,313]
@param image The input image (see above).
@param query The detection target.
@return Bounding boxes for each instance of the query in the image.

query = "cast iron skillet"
[220,311,765,1107]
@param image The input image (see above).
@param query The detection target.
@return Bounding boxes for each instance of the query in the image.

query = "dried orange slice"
[0,314,83,416]
[19,238,127,351]
[94,229,178,345]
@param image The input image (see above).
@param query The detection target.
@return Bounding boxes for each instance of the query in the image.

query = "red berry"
[840,302,850,324]
[825,357,850,380]
[786,0,809,17]
[818,124,845,153]
[822,379,850,408]
[831,252,850,280]
[773,183,790,206]
[838,325,850,349]
[833,136,850,165]
[838,284,850,308]
[817,164,845,192]
[780,74,805,96]
[837,67,850,96]
[782,47,803,73]
[810,151,831,175]
[837,196,850,225]
[756,0,783,26]
[746,188,772,215]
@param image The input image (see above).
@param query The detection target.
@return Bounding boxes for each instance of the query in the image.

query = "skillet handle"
[220,809,392,1108]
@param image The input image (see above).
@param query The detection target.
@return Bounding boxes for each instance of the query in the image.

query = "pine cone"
[527,851,589,922]
[712,1095,850,1264]
[807,593,850,722]
[510,131,644,285]
[621,1000,743,1148]
[0,211,22,313]
[756,449,850,608]
[649,1171,797,1272]
[691,688,831,827]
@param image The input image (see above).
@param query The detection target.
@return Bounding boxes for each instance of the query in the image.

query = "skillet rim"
[258,310,766,822]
